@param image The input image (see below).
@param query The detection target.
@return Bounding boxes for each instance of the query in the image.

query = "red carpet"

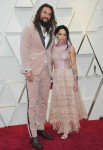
[0,120,103,150]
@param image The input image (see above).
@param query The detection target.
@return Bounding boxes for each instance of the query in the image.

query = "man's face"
[40,7,52,23]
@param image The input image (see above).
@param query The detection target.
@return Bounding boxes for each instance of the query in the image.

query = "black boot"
[30,137,43,150]
[37,130,53,140]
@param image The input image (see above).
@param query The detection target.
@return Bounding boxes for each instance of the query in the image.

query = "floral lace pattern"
[49,44,87,134]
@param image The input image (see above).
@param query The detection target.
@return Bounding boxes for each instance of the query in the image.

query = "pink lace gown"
[49,43,87,134]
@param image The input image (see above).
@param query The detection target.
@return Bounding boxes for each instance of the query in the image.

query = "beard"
[39,18,51,31]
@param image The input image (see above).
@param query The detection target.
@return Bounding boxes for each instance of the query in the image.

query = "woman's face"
[56,29,67,43]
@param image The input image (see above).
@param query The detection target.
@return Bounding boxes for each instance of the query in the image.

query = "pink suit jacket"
[20,23,54,76]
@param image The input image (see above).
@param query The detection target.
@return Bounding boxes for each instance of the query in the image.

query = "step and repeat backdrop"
[0,0,103,127]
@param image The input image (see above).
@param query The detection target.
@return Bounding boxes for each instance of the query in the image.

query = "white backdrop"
[0,0,103,127]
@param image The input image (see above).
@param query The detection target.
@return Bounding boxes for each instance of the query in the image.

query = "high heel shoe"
[61,133,68,139]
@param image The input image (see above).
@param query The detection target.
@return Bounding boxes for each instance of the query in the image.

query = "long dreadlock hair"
[33,3,57,33]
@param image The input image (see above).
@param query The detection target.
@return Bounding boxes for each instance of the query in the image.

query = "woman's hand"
[73,81,78,92]
[25,71,33,82]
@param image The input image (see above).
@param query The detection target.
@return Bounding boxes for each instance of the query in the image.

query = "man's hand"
[25,71,33,82]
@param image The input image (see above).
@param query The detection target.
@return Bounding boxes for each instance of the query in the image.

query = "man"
[20,3,56,150]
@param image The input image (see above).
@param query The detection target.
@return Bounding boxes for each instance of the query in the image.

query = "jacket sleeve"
[20,25,32,74]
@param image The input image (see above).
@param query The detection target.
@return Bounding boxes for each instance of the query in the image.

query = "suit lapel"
[46,30,52,49]
[36,23,52,49]
[36,23,45,48]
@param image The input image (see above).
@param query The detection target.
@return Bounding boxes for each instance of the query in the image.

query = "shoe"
[37,130,53,140]
[30,137,43,150]
[61,133,68,139]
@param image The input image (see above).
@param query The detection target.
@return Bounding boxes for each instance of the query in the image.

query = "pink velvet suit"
[20,23,54,138]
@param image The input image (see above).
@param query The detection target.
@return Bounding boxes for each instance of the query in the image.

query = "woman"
[49,25,87,139]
